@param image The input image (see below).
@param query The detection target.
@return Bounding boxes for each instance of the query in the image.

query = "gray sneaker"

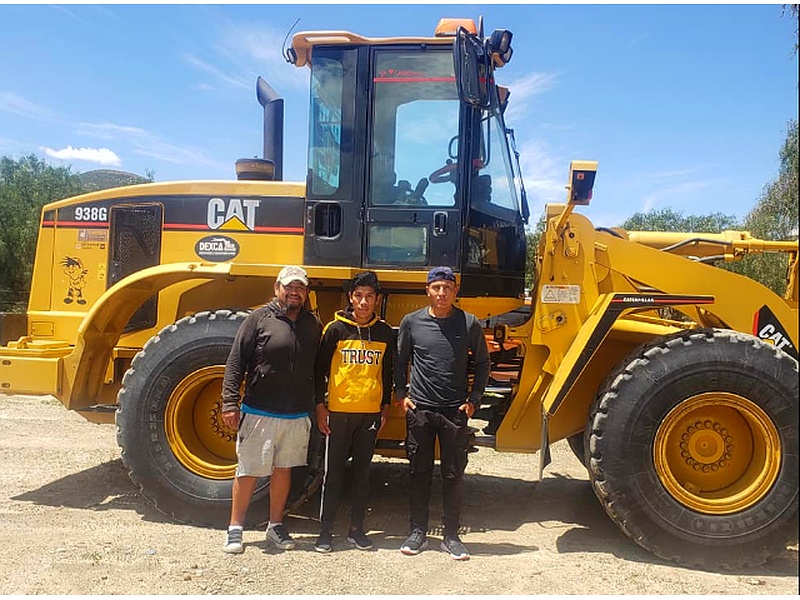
[441,535,470,560]
[223,528,244,554]
[400,529,428,555]
[266,524,296,550]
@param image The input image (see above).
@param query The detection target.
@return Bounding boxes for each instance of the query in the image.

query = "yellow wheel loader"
[0,18,796,569]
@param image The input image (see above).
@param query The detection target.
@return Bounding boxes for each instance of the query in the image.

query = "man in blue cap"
[394,266,490,560]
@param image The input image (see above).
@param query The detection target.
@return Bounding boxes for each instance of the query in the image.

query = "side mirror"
[567,160,598,205]
[454,27,490,108]
[487,29,513,67]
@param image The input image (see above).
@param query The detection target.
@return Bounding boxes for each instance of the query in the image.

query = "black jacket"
[222,299,322,415]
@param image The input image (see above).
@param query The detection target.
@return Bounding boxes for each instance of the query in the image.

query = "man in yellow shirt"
[314,271,395,552]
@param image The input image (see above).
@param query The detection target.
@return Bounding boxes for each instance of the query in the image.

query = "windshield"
[469,94,520,216]
[369,49,460,207]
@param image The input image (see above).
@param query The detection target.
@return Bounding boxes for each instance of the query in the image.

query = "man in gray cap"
[220,265,322,553]
[394,266,490,560]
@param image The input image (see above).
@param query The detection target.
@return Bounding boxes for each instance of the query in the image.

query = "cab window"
[369,50,459,207]
[308,49,357,197]
[471,104,519,215]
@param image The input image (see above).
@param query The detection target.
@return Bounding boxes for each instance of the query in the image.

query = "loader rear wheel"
[116,310,322,526]
[588,329,798,569]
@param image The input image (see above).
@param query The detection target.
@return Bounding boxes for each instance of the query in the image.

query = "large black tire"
[116,310,322,526]
[587,329,798,569]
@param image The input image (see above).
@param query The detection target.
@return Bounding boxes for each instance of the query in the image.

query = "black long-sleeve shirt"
[394,306,489,408]
[222,299,322,416]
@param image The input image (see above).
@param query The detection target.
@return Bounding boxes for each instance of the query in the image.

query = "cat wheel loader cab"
[1,17,797,571]
[294,20,526,301]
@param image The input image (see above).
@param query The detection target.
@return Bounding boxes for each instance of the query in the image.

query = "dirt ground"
[0,393,797,596]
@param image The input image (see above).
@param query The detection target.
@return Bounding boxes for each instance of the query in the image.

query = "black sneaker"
[266,523,296,550]
[223,527,244,554]
[315,531,333,553]
[441,535,470,561]
[346,528,373,550]
[400,529,428,555]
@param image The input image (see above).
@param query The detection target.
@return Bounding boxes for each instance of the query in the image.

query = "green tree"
[783,4,799,54]
[0,154,84,311]
[525,219,546,291]
[620,207,740,233]
[724,7,799,295]
[729,120,799,295]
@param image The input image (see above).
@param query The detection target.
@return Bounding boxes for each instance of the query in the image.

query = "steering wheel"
[410,178,429,204]
[429,158,488,184]
[429,160,457,184]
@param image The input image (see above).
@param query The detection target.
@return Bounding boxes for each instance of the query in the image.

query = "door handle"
[433,211,447,237]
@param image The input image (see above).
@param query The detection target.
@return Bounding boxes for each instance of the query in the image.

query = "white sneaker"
[223,528,244,554]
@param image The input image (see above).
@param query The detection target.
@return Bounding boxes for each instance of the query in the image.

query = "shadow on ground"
[11,459,169,523]
[12,456,798,576]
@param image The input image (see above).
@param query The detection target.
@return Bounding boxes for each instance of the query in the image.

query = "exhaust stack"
[256,76,284,181]
[235,77,284,182]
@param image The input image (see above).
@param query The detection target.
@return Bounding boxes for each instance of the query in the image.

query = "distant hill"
[78,169,151,193]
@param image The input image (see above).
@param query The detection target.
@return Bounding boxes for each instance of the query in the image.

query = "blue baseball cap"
[426,266,457,284]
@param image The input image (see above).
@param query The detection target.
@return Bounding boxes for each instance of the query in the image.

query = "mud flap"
[538,410,551,479]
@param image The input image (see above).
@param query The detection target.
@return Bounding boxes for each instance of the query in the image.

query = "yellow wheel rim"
[654,392,781,514]
[165,366,237,480]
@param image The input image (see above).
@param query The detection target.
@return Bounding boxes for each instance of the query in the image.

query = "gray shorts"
[235,413,311,477]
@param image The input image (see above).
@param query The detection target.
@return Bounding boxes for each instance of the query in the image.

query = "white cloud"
[640,180,717,213]
[517,138,567,211]
[182,23,308,94]
[40,145,122,167]
[646,167,700,179]
[626,32,650,47]
[182,53,251,90]
[77,120,229,172]
[218,23,309,91]
[502,72,559,123]
[75,122,148,139]
[0,91,58,122]
[131,138,227,170]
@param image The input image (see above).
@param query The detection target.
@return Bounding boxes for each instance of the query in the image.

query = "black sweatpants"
[405,405,470,537]
[319,411,381,533]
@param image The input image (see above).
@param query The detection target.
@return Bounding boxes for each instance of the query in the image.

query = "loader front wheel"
[588,329,798,569]
[116,310,322,526]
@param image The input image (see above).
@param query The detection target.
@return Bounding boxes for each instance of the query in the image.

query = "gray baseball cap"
[277,265,309,286]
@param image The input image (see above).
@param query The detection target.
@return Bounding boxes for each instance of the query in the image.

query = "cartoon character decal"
[61,256,88,305]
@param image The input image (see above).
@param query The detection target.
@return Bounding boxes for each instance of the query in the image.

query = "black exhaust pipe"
[256,76,284,181]
[236,77,284,181]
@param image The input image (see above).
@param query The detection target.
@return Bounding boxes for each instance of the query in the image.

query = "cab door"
[362,48,462,270]
[459,101,526,298]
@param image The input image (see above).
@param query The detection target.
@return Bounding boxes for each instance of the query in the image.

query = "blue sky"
[0,3,797,228]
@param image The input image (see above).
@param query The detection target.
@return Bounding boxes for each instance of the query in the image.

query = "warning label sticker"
[541,285,581,304]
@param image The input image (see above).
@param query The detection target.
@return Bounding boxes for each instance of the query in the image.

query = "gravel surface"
[0,393,796,595]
